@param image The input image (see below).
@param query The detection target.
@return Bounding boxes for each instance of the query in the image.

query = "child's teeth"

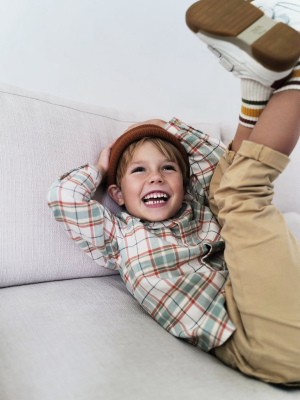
[144,194,169,205]
[146,199,167,205]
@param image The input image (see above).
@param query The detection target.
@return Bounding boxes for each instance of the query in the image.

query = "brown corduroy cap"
[107,124,190,187]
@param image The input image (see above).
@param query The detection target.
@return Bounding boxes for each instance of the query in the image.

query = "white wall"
[0,0,241,124]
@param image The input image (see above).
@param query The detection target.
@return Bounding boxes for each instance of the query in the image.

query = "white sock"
[239,79,274,128]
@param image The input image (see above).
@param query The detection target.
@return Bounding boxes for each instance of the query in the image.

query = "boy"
[47,0,300,385]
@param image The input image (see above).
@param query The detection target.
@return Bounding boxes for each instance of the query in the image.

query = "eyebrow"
[130,159,174,165]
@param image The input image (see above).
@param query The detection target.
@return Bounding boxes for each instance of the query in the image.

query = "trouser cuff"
[237,141,290,173]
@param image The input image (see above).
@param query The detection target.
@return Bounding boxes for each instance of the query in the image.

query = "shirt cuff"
[59,164,102,187]
[163,117,191,134]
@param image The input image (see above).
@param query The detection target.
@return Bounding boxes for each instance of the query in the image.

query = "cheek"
[121,180,140,202]
[174,175,184,191]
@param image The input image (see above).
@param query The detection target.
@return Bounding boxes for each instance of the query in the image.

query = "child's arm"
[47,140,122,270]
[164,117,226,206]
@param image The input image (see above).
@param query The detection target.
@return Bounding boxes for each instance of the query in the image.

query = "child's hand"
[95,138,117,179]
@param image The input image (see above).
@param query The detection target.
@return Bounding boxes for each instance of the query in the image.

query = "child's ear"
[107,184,125,206]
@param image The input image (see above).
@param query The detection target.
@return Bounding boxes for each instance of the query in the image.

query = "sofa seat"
[1,274,299,400]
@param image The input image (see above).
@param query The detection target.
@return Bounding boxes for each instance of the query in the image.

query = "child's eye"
[163,165,175,170]
[132,167,144,173]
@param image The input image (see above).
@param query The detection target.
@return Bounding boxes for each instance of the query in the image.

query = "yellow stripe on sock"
[291,68,300,79]
[240,105,263,118]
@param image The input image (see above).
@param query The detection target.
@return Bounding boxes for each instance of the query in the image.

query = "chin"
[146,211,173,222]
[126,203,180,222]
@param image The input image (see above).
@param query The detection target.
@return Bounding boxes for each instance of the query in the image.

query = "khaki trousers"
[208,140,300,385]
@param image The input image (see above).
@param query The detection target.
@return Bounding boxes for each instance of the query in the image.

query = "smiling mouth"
[142,195,170,208]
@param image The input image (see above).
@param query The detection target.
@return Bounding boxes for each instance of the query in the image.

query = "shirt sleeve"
[46,163,122,270]
[163,117,226,206]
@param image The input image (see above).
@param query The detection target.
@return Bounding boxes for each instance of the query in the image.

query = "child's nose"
[149,171,164,183]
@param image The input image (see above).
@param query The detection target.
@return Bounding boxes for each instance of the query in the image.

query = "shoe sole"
[186,0,300,72]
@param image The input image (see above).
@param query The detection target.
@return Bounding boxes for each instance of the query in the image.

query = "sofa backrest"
[0,83,223,288]
[2,83,299,288]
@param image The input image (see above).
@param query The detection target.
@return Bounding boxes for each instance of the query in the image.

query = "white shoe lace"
[260,6,289,23]
[257,2,300,28]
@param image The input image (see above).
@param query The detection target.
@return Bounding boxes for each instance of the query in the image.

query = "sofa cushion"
[0,83,222,288]
[0,275,296,400]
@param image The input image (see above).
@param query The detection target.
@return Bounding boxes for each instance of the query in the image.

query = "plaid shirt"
[47,117,236,352]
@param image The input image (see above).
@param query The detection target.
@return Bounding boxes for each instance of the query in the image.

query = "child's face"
[108,141,185,222]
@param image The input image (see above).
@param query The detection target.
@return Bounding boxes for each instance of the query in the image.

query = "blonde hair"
[116,137,188,189]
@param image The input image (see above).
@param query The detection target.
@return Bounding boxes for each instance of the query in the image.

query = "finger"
[107,138,118,149]
[109,138,117,146]
[123,122,144,133]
